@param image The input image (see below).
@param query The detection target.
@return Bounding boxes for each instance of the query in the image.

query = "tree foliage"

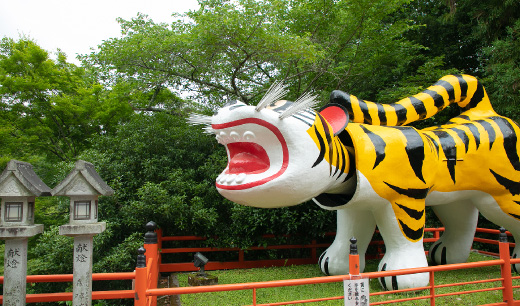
[86,0,431,107]
[0,38,133,162]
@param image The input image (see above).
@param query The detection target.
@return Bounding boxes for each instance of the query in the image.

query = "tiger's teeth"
[214,130,256,145]
[217,173,248,185]
[236,173,246,183]
[226,174,237,184]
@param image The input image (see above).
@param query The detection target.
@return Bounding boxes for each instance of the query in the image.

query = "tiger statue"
[188,75,520,290]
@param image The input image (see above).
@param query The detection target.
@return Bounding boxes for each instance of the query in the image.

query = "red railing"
[156,227,499,272]
[0,273,136,303]
[144,228,520,306]
[0,225,518,305]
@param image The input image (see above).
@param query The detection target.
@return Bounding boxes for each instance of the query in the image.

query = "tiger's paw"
[512,253,520,274]
[378,251,429,290]
[318,247,350,276]
[429,240,470,265]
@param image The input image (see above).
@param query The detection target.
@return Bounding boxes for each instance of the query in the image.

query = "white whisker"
[187,114,212,126]
[279,92,319,119]
[255,81,289,112]
[202,126,216,135]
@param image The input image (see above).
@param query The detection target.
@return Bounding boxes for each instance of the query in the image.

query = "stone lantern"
[52,160,114,306]
[0,160,51,306]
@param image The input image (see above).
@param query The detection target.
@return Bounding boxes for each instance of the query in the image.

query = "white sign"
[344,278,369,306]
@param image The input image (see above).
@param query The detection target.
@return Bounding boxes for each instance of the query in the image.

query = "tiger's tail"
[330,74,494,126]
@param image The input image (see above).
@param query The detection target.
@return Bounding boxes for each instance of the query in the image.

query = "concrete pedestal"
[188,273,219,286]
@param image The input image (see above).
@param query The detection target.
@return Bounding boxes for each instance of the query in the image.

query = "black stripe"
[490,116,520,171]
[464,82,485,111]
[393,104,408,126]
[338,130,353,147]
[410,96,427,120]
[458,115,471,121]
[312,125,326,168]
[476,120,496,149]
[337,141,347,178]
[332,140,341,177]
[454,75,468,101]
[392,276,399,291]
[398,219,424,241]
[451,127,470,153]
[462,122,481,149]
[360,126,386,169]
[358,99,372,124]
[433,130,457,183]
[318,252,325,267]
[433,79,455,103]
[269,100,293,113]
[490,169,520,196]
[395,203,425,220]
[384,182,429,199]
[324,257,330,276]
[441,247,447,265]
[344,149,356,182]
[424,89,446,111]
[318,113,334,175]
[380,263,388,291]
[509,213,520,220]
[390,127,426,183]
[377,103,387,125]
[329,90,353,115]
[430,243,441,265]
[424,133,440,157]
[297,111,316,121]
[292,115,313,126]
[314,193,354,208]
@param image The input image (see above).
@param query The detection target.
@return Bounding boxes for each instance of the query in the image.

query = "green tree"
[0,38,133,162]
[86,0,431,107]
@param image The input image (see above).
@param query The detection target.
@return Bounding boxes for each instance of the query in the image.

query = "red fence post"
[135,247,148,306]
[144,221,159,306]
[349,237,360,276]
[429,272,435,306]
[156,227,163,268]
[499,227,514,306]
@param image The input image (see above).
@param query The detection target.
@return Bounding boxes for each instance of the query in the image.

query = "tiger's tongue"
[227,142,270,174]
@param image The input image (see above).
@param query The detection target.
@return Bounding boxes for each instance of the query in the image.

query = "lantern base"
[59,222,106,237]
[0,224,43,239]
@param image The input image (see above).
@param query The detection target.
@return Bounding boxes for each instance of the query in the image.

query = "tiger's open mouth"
[212,118,289,190]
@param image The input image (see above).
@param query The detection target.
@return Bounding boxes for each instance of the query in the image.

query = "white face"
[202,100,349,208]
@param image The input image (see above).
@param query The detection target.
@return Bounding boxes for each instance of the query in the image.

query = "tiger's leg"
[373,201,429,290]
[429,201,479,265]
[475,192,520,273]
[319,208,376,275]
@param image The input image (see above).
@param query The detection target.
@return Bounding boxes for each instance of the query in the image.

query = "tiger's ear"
[318,103,350,136]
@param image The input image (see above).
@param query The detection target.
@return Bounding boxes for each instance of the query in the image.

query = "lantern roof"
[0,160,51,197]
[51,160,114,197]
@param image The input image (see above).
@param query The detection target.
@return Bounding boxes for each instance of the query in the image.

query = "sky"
[0,0,200,64]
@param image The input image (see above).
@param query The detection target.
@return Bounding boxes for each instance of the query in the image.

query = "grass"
[176,252,520,306]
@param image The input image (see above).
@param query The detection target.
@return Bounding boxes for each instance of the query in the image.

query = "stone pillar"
[72,235,94,306]
[0,225,44,306]
[60,223,106,306]
[4,238,28,306]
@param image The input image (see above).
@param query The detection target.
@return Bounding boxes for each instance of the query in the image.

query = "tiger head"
[188,84,351,208]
